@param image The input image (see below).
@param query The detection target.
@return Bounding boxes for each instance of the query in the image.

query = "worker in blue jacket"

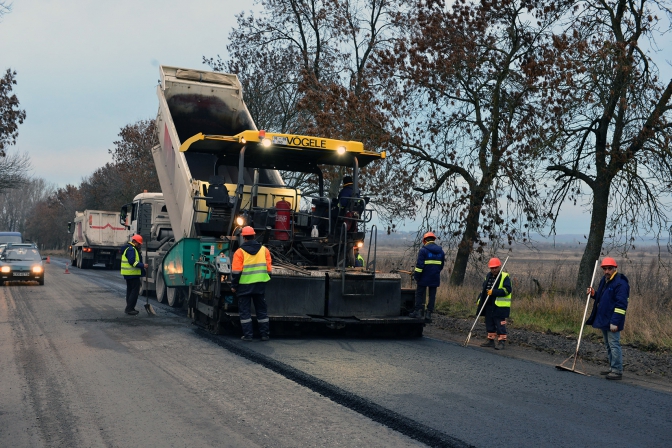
[120,235,147,315]
[477,258,513,350]
[586,257,629,380]
[409,232,445,320]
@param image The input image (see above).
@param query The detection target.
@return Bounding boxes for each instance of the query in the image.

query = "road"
[1,258,670,448]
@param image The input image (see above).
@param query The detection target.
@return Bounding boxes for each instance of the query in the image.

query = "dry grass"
[374,247,672,351]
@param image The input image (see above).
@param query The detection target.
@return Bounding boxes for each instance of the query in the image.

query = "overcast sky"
[0,0,248,184]
[1,1,670,234]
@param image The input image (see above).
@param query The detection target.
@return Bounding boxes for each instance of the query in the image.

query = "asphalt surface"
[2,258,671,447]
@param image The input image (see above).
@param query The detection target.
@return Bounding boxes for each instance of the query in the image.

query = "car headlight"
[1,266,10,273]
[32,266,43,273]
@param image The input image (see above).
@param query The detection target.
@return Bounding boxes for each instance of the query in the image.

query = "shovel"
[463,256,510,347]
[556,259,599,375]
[143,247,156,316]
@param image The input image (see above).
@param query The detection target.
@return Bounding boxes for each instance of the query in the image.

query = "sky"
[0,1,670,235]
[0,0,250,184]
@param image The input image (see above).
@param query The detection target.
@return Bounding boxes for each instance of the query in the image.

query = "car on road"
[0,246,46,286]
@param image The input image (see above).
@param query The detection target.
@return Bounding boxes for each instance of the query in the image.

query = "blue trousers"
[124,277,140,312]
[485,313,507,337]
[601,329,623,374]
[238,293,270,338]
[414,286,437,312]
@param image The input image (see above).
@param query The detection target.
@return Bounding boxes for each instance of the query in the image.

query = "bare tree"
[543,0,672,293]
[0,150,30,192]
[25,185,83,250]
[376,0,564,285]
[108,119,160,199]
[0,177,53,233]
[205,0,404,201]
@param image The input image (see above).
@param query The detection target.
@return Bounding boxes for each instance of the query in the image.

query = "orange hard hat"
[488,257,502,268]
[422,231,436,241]
[241,226,256,236]
[601,257,617,268]
[131,234,143,245]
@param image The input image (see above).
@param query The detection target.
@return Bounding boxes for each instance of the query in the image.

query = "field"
[372,237,672,351]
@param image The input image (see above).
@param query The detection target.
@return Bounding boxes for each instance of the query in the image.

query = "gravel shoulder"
[425,314,672,393]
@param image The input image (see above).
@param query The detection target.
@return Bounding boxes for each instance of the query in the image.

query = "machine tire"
[38,278,44,286]
[139,279,147,296]
[76,251,83,269]
[166,286,183,308]
[155,265,167,303]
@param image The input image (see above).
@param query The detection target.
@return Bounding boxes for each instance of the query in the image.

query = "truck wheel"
[155,266,167,303]
[38,278,44,286]
[139,278,149,296]
[166,287,182,308]
[76,251,82,269]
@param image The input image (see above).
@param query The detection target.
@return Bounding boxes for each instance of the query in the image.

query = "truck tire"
[139,277,151,296]
[76,251,83,269]
[155,265,167,304]
[38,277,44,286]
[166,286,183,308]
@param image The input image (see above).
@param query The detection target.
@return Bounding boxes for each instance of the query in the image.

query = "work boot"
[425,310,433,320]
[241,335,253,342]
[408,309,424,319]
[261,335,270,342]
[126,310,139,315]
[480,339,495,348]
[495,340,506,350]
[605,372,622,380]
[600,370,612,375]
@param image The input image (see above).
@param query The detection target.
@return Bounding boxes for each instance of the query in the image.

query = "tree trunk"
[575,182,610,295]
[450,190,486,286]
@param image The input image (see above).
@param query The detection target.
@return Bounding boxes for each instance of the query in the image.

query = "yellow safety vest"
[239,247,271,285]
[494,272,512,308]
[121,246,141,276]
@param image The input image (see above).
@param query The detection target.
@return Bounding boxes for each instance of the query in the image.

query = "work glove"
[610,324,618,332]
[486,289,493,296]
[587,287,595,296]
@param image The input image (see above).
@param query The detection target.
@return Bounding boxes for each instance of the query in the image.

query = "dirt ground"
[425,314,672,393]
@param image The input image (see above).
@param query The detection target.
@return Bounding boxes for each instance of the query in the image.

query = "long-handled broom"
[143,245,156,316]
[555,260,599,375]
[463,256,510,347]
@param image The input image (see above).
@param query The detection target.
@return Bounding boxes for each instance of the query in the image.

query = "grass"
[375,249,672,352]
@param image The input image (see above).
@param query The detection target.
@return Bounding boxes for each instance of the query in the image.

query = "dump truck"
[68,210,128,269]
[127,65,422,336]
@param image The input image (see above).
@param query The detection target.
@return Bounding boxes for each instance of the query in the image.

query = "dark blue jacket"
[413,242,445,287]
[121,243,146,278]
[477,272,513,318]
[337,185,357,209]
[586,272,629,331]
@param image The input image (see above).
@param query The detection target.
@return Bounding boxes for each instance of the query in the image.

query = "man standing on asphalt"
[231,226,272,341]
[120,235,146,315]
[478,258,512,350]
[586,257,629,380]
[409,232,445,320]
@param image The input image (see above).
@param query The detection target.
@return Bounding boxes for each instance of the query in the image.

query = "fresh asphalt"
[46,258,672,447]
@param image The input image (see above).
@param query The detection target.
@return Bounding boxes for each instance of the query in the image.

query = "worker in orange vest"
[231,226,272,341]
